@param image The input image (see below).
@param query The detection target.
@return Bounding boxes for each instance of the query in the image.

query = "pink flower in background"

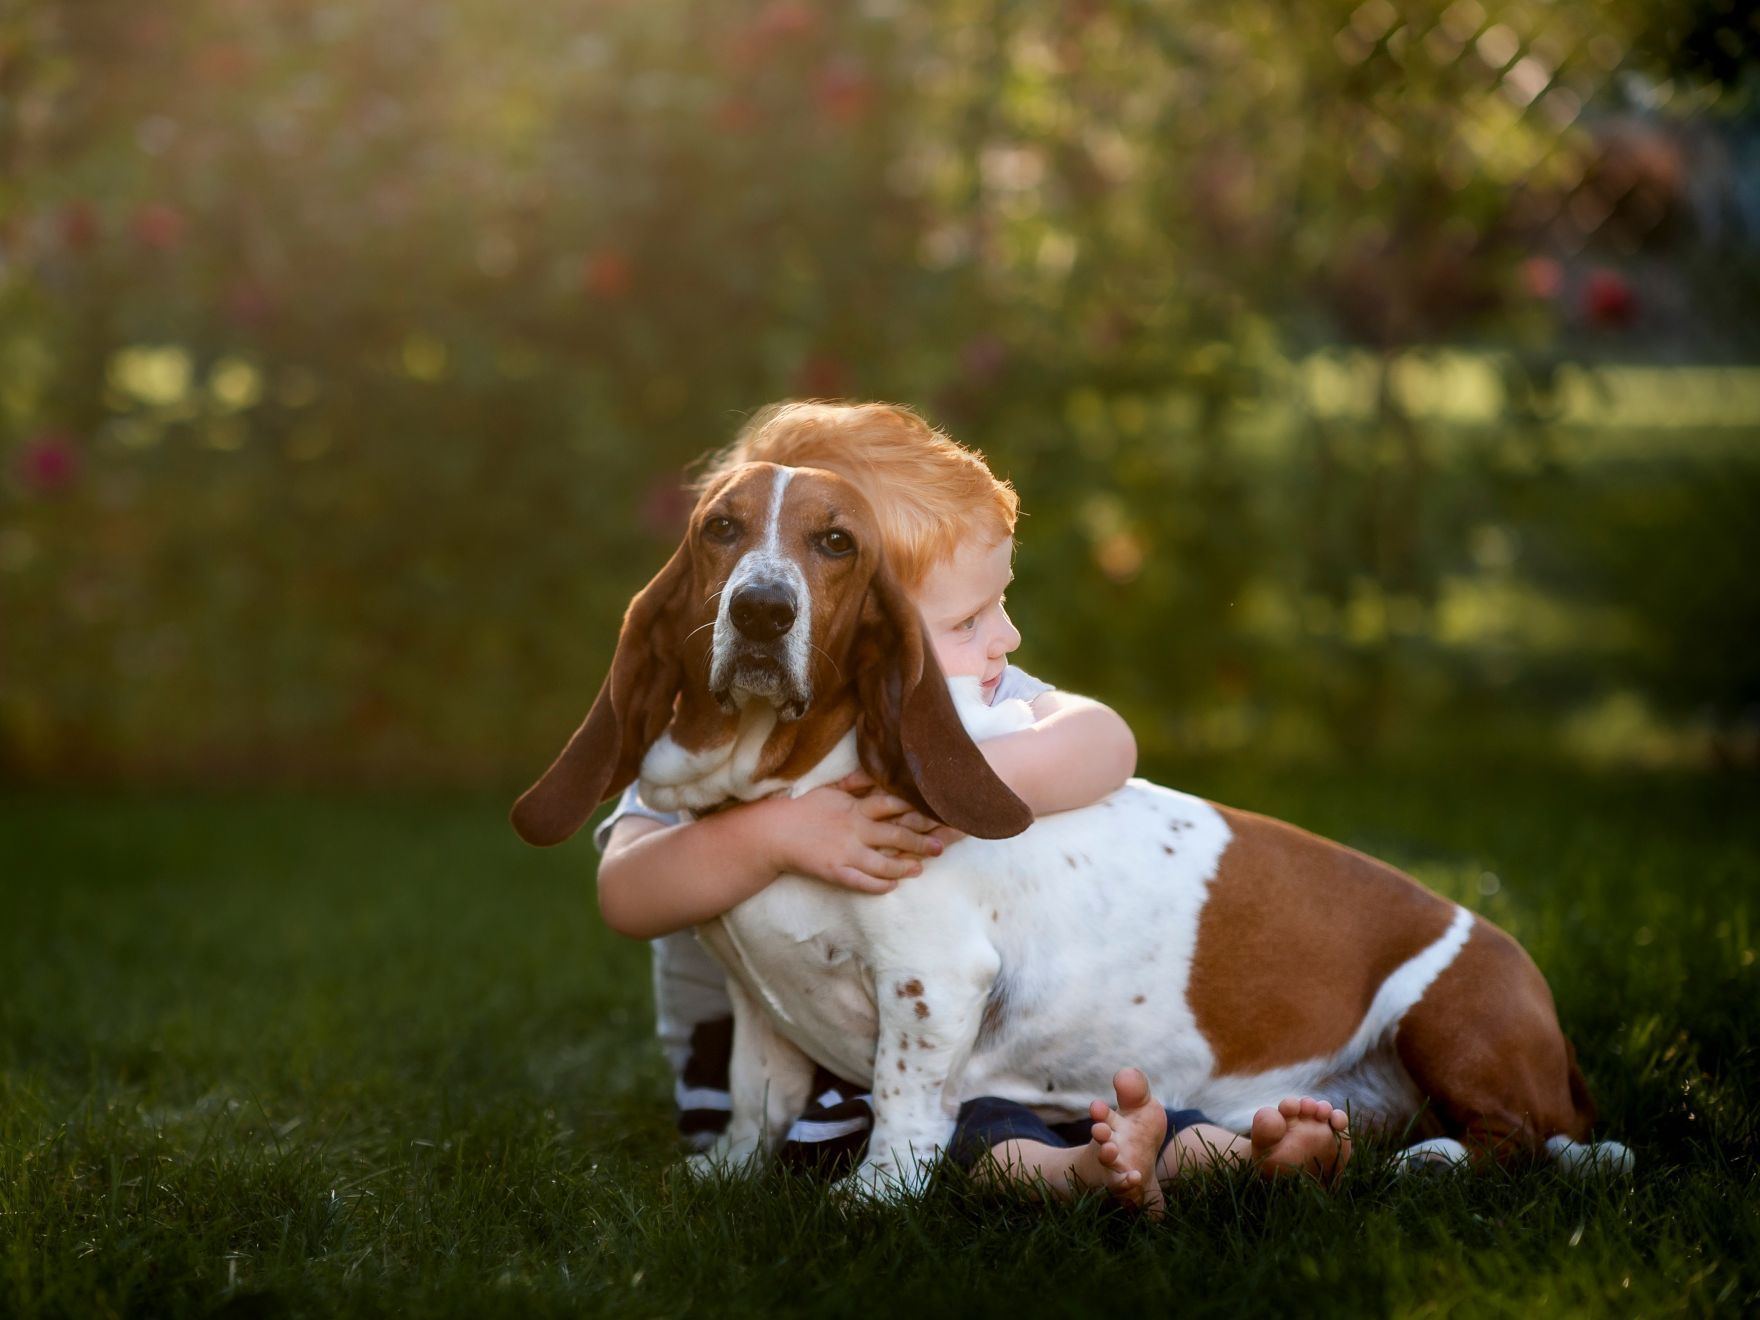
[725,1,818,69]
[1583,268,1636,328]
[582,249,633,299]
[133,203,185,251]
[1520,256,1563,301]
[814,59,873,124]
[753,2,819,41]
[17,432,81,494]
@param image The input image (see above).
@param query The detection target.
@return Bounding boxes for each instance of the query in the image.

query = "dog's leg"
[1393,919,1600,1167]
[848,938,1001,1201]
[688,978,815,1178]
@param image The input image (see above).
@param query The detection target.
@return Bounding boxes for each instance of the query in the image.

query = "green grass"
[2,769,1756,1318]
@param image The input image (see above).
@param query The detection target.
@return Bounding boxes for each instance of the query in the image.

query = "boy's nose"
[991,614,1021,656]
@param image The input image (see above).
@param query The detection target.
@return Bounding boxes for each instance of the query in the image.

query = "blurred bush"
[1,0,1756,783]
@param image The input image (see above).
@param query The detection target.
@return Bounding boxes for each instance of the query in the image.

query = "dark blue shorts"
[947,1094,1213,1170]
[769,1067,1212,1179]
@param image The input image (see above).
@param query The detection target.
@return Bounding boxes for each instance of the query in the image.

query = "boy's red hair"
[698,400,1017,589]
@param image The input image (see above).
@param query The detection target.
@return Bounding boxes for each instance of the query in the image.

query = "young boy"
[596,402,1350,1211]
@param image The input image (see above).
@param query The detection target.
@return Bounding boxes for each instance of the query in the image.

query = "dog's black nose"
[730,583,797,642]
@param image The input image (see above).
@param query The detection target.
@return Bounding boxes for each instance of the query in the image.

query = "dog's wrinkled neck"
[638,680,861,814]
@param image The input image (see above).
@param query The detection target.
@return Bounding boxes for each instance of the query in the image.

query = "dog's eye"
[817,529,856,558]
[704,515,740,543]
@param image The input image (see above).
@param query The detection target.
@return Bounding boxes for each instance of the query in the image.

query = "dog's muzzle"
[711,580,811,719]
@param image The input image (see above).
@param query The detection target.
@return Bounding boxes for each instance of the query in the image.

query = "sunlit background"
[4,0,1758,786]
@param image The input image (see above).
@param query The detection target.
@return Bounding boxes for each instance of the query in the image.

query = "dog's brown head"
[510,462,1033,847]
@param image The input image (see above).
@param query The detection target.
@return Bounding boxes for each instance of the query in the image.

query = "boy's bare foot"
[1249,1096,1352,1184]
[1074,1067,1168,1218]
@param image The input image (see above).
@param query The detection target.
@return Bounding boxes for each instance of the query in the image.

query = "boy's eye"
[957,616,977,632]
[816,529,856,558]
[703,515,740,543]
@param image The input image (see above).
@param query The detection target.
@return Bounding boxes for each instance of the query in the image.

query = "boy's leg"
[1161,1097,1353,1185]
[652,933,737,1151]
[675,1017,736,1150]
[960,1069,1172,1217]
[774,1070,875,1180]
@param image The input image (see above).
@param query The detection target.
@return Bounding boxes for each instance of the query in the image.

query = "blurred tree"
[0,0,1754,781]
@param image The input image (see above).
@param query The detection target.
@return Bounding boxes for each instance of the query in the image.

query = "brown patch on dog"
[991,910,1000,922]
[1132,994,1146,1005]
[897,1058,907,1072]
[757,692,863,783]
[1063,853,1077,869]
[1393,918,1594,1158]
[1187,804,1456,1075]
[896,978,924,998]
[1162,844,1174,855]
[914,1000,930,1019]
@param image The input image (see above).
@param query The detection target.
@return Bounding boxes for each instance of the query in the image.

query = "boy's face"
[909,534,1021,702]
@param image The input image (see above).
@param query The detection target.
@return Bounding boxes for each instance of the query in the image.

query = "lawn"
[2,767,1755,1317]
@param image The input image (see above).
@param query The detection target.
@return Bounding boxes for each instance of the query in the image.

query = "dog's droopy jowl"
[514,462,1631,1195]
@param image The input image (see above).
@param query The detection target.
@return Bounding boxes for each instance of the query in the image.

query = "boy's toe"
[1251,1105,1288,1149]
[1113,1068,1151,1110]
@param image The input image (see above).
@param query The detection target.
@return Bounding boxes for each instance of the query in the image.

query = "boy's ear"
[511,544,694,846]
[853,566,1033,840]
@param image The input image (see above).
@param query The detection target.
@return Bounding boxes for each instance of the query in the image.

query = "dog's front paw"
[840,1150,935,1205]
[682,1150,723,1182]
[837,1162,910,1207]
[682,1134,762,1181]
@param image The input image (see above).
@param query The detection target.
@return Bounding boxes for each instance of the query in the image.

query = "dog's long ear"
[854,567,1033,840]
[511,544,693,846]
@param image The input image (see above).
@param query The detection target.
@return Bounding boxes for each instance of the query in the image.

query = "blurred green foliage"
[1,0,1756,782]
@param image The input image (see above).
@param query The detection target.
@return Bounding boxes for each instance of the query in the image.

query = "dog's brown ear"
[511,544,693,846]
[854,567,1033,840]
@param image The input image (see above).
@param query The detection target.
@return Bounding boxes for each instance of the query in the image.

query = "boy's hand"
[765,773,944,894]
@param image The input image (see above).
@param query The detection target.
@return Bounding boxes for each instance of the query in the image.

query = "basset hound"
[513,461,1631,1195]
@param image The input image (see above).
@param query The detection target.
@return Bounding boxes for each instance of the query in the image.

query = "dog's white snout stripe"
[709,466,814,705]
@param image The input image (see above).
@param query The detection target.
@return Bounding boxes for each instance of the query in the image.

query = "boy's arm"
[973,690,1137,816]
[597,785,944,940]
